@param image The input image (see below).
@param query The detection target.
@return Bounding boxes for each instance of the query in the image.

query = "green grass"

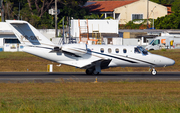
[0,49,179,72]
[1,97,180,112]
[0,50,179,112]
[0,52,83,72]
[0,81,180,112]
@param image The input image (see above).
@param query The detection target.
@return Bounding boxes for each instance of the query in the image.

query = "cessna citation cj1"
[6,20,175,75]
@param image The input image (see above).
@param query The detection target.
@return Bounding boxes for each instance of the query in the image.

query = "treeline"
[155,11,180,29]
[150,0,180,29]
[150,0,180,12]
[1,0,180,29]
[1,0,89,29]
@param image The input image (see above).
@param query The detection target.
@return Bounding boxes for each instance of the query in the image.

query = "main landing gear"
[151,68,157,76]
[86,69,100,75]
[86,61,101,75]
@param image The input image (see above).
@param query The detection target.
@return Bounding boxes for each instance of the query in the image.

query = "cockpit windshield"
[134,47,141,53]
[137,46,148,55]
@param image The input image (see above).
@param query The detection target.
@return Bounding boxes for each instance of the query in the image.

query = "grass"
[0,49,179,72]
[0,52,82,72]
[0,50,180,112]
[0,81,180,112]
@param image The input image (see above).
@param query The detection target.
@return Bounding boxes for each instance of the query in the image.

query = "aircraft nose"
[161,57,175,66]
[153,55,175,66]
[166,58,175,66]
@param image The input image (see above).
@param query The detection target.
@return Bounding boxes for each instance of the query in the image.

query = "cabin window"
[115,48,119,53]
[100,48,104,53]
[108,48,112,53]
[123,49,127,53]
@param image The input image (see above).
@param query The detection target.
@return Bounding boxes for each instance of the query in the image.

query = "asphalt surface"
[0,72,180,83]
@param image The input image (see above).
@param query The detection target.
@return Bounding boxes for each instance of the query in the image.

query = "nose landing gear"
[151,68,157,76]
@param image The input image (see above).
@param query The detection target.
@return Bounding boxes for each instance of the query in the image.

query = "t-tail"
[6,20,54,48]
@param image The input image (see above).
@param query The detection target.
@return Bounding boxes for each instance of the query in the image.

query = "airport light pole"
[0,0,4,22]
[63,17,64,44]
[49,0,60,38]
[55,0,58,37]
[152,6,156,29]
[147,0,149,29]
[18,2,20,20]
[151,10,154,29]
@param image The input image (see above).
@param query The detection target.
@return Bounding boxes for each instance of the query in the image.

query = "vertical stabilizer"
[6,20,54,47]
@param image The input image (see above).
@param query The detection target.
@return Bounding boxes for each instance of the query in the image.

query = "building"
[0,22,23,52]
[85,0,169,24]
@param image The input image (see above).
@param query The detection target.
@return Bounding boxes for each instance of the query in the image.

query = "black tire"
[86,69,93,75]
[93,71,99,75]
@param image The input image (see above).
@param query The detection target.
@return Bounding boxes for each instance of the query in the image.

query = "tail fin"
[6,20,54,47]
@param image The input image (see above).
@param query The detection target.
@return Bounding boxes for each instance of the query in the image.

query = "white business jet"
[6,20,175,75]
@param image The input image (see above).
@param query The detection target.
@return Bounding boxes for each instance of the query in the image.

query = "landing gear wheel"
[86,69,93,75]
[93,70,99,75]
[151,69,157,76]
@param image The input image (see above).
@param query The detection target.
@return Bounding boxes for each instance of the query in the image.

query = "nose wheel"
[151,68,157,76]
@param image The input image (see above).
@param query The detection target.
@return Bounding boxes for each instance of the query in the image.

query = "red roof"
[85,0,138,12]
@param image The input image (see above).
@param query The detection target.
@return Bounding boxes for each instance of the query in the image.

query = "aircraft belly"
[108,54,153,67]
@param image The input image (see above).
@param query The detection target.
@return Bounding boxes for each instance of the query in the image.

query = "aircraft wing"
[50,44,87,57]
[58,55,112,69]
[51,43,112,69]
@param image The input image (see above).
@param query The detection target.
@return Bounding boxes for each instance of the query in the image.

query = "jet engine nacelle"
[62,43,87,56]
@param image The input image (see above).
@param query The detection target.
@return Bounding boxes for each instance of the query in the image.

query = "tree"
[150,0,180,12]
[59,0,89,19]
[84,14,104,19]
[172,0,180,12]
[154,11,180,29]
[150,0,175,4]
[27,0,54,18]
[2,0,89,29]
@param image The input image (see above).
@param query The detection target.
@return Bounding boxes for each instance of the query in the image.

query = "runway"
[0,72,180,83]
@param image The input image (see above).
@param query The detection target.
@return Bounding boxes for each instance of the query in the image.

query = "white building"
[71,19,119,37]
[85,0,169,25]
[0,22,23,52]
